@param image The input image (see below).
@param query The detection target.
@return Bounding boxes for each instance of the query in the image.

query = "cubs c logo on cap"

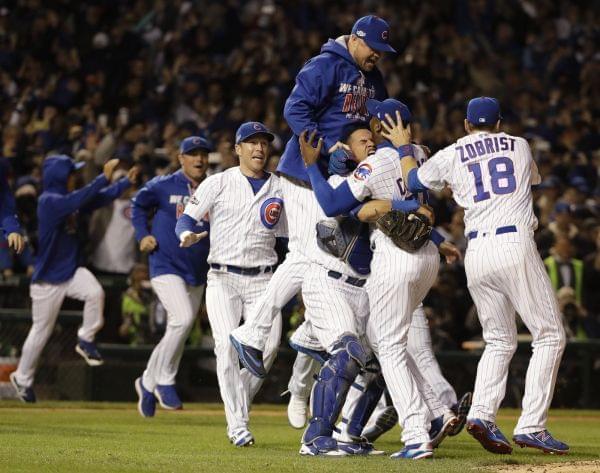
[353,163,372,181]
[381,30,389,40]
[260,197,283,229]
[253,123,262,130]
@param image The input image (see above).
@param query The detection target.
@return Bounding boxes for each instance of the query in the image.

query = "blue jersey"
[33,156,131,283]
[278,37,388,182]
[131,170,209,286]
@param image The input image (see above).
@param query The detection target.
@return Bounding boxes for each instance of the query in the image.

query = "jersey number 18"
[467,157,516,202]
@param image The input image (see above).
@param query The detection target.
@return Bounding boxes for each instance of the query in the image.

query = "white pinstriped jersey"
[183,167,287,267]
[417,132,541,235]
[347,144,429,247]
[309,174,364,278]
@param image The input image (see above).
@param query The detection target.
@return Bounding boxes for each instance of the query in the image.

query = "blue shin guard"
[345,363,386,441]
[302,334,367,445]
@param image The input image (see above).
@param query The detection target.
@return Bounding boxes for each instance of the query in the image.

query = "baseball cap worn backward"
[351,15,396,53]
[235,122,275,144]
[467,97,501,125]
[366,98,412,125]
[180,136,213,154]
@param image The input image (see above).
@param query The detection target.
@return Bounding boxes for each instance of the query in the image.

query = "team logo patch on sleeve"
[260,197,283,229]
[189,196,199,205]
[353,163,372,181]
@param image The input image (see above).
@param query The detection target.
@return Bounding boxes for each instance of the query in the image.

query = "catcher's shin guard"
[302,334,367,445]
[345,362,386,441]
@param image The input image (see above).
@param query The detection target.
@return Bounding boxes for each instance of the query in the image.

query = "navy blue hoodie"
[32,155,131,283]
[278,37,388,182]
[0,158,21,237]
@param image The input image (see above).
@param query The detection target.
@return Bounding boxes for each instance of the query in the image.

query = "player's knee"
[88,285,105,303]
[327,333,367,379]
[169,312,195,332]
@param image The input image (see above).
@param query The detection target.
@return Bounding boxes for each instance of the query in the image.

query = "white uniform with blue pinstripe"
[416,131,565,436]
[182,167,286,437]
[346,144,441,445]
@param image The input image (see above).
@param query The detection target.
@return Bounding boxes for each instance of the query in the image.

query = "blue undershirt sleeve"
[407,168,429,193]
[175,214,198,240]
[306,164,361,217]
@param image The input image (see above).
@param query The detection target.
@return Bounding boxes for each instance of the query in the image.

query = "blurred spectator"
[89,167,138,275]
[119,263,165,345]
[544,237,584,307]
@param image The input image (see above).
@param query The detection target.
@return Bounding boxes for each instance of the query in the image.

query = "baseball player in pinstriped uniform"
[176,122,286,447]
[229,14,391,378]
[10,155,137,403]
[131,136,211,417]
[301,98,449,459]
[396,97,569,455]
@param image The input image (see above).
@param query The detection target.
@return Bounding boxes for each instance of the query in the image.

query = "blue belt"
[467,225,517,240]
[327,270,366,288]
[210,263,275,276]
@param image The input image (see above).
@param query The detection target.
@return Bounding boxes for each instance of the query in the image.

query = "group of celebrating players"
[2,14,569,459]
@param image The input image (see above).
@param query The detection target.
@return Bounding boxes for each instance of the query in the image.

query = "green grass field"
[1,403,599,473]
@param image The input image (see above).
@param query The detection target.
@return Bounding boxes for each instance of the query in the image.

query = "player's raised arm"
[300,130,362,216]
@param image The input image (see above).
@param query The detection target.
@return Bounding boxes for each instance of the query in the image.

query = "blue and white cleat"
[390,442,433,459]
[467,418,512,454]
[299,436,347,456]
[154,384,182,410]
[135,377,156,418]
[429,411,459,448]
[75,338,104,366]
[337,439,385,456]
[229,334,266,378]
[513,430,569,455]
[229,428,255,447]
[448,392,472,436]
[10,372,36,403]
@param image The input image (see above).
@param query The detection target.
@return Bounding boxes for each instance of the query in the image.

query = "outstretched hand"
[299,130,323,167]
[381,110,412,147]
[179,231,208,248]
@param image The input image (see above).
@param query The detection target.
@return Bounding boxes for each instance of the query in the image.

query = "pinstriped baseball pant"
[14,267,105,388]
[366,240,440,445]
[206,269,282,435]
[465,233,565,435]
[142,274,204,391]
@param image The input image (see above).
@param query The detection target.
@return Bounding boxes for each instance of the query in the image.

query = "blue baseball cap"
[366,98,411,125]
[45,154,86,171]
[235,122,274,144]
[466,97,501,125]
[351,15,396,53]
[180,136,212,154]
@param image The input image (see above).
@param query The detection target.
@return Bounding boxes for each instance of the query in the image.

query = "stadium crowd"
[1,0,598,348]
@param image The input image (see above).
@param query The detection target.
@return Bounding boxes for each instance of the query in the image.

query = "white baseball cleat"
[287,394,308,429]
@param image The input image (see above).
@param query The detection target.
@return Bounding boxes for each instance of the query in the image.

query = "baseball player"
[230,14,391,377]
[301,99,447,459]
[131,136,211,417]
[10,155,137,402]
[176,122,285,447]
[1,159,26,255]
[394,97,568,455]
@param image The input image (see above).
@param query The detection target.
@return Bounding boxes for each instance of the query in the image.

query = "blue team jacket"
[278,37,388,182]
[0,158,21,237]
[33,157,131,283]
[131,170,209,286]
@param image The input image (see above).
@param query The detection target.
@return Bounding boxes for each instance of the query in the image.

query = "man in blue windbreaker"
[131,136,211,417]
[10,155,137,402]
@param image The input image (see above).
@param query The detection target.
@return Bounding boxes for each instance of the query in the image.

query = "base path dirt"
[491,461,600,473]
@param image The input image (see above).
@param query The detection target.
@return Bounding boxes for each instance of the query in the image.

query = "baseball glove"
[375,210,432,253]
